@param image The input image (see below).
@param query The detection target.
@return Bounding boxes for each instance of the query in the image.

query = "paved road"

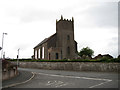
[3,68,119,88]
[2,70,33,88]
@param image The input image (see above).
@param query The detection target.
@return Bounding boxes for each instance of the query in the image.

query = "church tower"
[56,15,77,59]
[33,15,77,60]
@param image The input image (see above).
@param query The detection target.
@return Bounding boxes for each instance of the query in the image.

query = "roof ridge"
[34,33,56,49]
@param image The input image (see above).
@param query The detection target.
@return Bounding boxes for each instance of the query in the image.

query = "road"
[3,68,119,88]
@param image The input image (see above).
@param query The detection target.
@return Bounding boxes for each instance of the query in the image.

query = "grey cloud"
[107,37,118,46]
[14,43,30,51]
[7,7,58,23]
[20,9,57,23]
[107,37,118,57]
[78,2,118,28]
[88,2,118,28]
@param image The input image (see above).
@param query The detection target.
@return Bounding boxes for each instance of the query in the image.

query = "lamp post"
[1,33,7,59]
[0,47,2,50]
[17,48,20,67]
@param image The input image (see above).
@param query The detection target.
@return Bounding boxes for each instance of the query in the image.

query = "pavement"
[2,68,119,89]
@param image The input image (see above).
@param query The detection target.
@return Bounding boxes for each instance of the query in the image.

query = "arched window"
[38,49,40,59]
[67,47,70,55]
[61,50,62,59]
[56,53,59,59]
[67,35,70,40]
[49,53,50,60]
[35,50,37,59]
[42,47,44,59]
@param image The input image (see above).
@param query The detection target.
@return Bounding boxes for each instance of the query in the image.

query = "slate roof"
[34,33,56,49]
[94,54,113,59]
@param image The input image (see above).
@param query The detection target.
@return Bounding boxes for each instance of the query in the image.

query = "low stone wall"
[2,67,18,81]
[16,62,120,72]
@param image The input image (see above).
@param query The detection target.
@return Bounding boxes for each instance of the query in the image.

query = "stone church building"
[33,16,77,60]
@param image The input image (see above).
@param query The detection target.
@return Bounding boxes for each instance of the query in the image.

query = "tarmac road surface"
[2,68,119,88]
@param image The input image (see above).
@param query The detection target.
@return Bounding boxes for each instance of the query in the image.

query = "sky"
[0,0,119,59]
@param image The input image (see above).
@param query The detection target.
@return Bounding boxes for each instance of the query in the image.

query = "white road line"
[3,72,35,88]
[34,72,112,81]
[34,72,112,88]
[54,81,64,87]
[46,81,57,85]
[46,80,68,88]
[89,80,111,88]
[55,83,68,88]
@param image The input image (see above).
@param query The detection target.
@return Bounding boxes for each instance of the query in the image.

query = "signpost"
[17,48,20,67]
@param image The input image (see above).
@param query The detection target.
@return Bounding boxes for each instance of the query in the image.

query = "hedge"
[6,58,120,62]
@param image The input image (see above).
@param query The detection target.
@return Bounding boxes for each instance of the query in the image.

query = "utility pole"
[3,52,5,59]
[0,47,2,50]
[17,48,20,67]
[1,33,7,60]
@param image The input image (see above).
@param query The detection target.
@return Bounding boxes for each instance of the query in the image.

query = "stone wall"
[17,62,120,72]
[2,66,18,81]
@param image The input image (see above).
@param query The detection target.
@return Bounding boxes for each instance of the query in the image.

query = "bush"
[99,57,120,62]
[109,58,120,62]
[99,57,108,62]
[7,58,120,62]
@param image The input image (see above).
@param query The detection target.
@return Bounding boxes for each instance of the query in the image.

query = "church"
[33,16,78,60]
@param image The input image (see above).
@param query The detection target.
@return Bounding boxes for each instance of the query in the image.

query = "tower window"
[61,50,62,59]
[67,35,70,40]
[67,47,70,55]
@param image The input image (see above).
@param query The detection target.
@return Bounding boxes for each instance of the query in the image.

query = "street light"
[0,47,2,50]
[1,33,7,59]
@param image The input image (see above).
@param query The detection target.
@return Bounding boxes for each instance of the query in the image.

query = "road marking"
[89,80,111,88]
[3,72,35,88]
[34,72,112,88]
[56,83,68,88]
[35,72,112,81]
[46,80,68,88]
[46,80,58,85]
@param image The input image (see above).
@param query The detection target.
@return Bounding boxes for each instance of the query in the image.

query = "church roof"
[34,33,56,49]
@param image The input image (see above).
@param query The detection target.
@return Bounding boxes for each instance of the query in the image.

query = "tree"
[78,47,94,58]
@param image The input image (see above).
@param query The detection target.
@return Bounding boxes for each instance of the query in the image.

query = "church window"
[35,50,37,59]
[38,49,40,59]
[42,47,44,59]
[67,47,70,55]
[49,53,50,60]
[56,53,59,59]
[67,35,70,40]
[61,50,62,59]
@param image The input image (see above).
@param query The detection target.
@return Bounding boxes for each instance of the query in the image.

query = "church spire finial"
[72,17,74,21]
[61,15,63,20]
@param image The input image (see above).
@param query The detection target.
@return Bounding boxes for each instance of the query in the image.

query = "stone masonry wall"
[2,67,18,81]
[16,62,120,72]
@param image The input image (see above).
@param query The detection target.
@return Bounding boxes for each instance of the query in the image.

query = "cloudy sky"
[0,0,119,59]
